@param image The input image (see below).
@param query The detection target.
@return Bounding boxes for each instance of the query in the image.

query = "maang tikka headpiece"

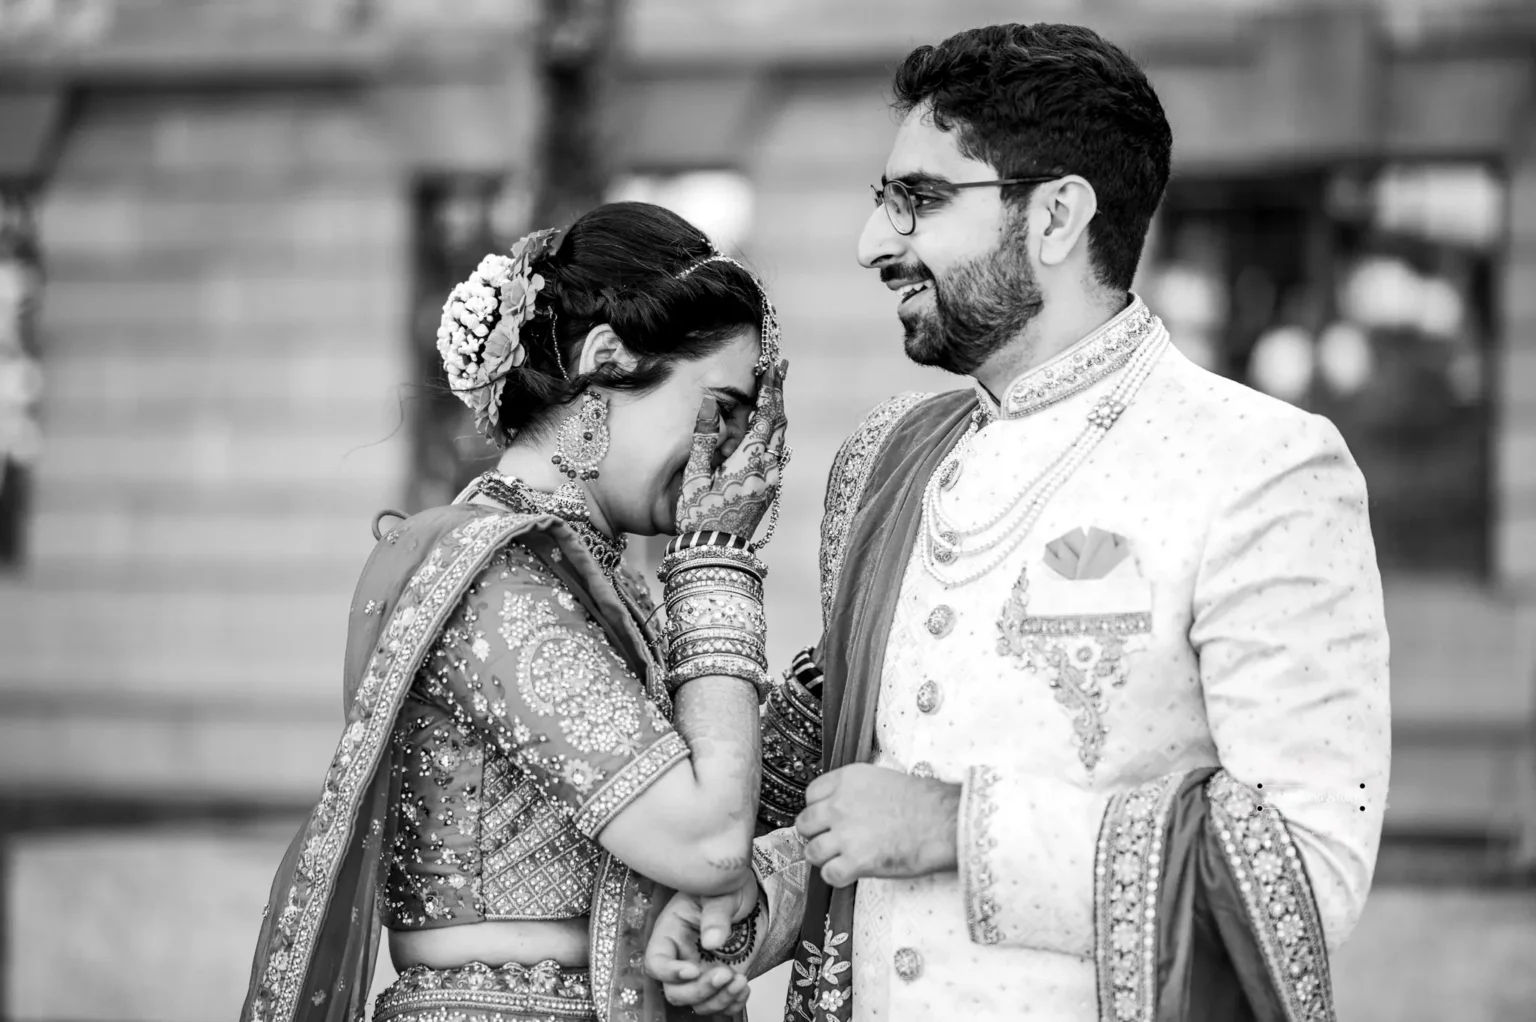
[674,242,783,376]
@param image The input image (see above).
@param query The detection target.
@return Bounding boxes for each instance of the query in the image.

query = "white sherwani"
[753,298,1390,1022]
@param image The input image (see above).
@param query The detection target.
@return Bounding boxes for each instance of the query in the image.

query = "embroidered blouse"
[384,541,688,929]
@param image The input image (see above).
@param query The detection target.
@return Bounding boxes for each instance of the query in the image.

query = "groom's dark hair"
[893,23,1172,294]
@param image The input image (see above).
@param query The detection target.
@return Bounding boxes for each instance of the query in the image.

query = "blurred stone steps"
[1381,578,1536,861]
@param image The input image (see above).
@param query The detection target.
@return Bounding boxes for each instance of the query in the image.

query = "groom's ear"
[1036,176,1098,269]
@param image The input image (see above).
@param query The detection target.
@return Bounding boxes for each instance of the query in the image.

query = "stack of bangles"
[659,531,771,700]
[759,647,825,829]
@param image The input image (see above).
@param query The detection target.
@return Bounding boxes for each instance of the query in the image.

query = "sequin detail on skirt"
[373,962,596,1022]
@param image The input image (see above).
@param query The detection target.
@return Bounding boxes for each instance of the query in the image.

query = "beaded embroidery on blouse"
[385,540,686,930]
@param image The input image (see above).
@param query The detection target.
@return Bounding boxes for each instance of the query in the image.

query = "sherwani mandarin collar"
[971,294,1158,425]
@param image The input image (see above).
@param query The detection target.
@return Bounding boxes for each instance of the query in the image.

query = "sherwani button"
[916,680,942,714]
[893,947,923,982]
[925,606,955,637]
[911,761,936,779]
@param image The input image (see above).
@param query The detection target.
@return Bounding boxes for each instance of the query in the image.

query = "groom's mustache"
[879,263,933,286]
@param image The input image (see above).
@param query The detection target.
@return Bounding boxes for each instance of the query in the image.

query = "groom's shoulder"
[829,389,968,468]
[1156,346,1323,438]
[842,389,971,445]
[1153,348,1355,474]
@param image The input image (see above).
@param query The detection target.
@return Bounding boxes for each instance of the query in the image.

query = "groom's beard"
[898,226,1044,377]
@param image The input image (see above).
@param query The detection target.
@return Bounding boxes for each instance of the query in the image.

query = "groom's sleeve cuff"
[958,765,1108,954]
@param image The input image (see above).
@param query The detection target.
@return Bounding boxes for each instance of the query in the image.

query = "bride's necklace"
[471,471,629,579]
[920,324,1169,589]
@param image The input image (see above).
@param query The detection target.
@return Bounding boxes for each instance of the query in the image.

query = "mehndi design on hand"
[675,360,789,541]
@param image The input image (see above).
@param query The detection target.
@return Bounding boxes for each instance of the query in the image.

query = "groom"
[648,22,1389,1022]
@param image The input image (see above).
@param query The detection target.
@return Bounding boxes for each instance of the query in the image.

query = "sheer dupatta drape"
[242,505,692,1022]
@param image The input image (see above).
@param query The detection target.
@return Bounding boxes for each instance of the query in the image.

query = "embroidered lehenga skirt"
[374,962,597,1022]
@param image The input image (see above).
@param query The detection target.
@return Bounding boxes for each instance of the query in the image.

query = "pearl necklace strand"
[920,325,1169,589]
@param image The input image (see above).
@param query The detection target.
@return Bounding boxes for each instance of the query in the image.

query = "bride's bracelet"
[658,543,767,586]
[697,896,764,967]
[661,543,770,700]
[667,633,770,670]
[666,530,754,557]
[664,654,771,701]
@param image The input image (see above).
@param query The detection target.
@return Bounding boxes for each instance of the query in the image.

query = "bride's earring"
[552,391,610,481]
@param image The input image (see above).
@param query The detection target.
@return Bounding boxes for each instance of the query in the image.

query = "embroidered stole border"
[1207,772,1336,1022]
[1092,770,1337,1022]
[817,392,934,627]
[1094,774,1182,1022]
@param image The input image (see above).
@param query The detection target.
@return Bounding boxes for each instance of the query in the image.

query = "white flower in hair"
[436,228,562,441]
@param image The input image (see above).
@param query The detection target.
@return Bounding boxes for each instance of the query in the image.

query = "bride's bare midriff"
[389,918,591,971]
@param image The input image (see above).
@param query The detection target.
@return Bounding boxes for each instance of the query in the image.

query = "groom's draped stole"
[793,392,1333,1022]
[241,504,687,1022]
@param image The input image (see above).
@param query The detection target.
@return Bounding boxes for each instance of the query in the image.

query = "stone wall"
[0,87,412,800]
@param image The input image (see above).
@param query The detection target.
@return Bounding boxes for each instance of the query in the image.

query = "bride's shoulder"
[373,505,579,602]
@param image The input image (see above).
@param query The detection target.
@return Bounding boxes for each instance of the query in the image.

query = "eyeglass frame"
[870,175,1060,236]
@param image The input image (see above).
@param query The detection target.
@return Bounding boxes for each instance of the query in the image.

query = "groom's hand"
[796,764,961,888]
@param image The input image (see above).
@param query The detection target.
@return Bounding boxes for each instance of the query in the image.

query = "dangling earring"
[552,391,610,481]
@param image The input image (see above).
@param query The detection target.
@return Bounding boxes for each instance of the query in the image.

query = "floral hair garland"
[436,227,561,442]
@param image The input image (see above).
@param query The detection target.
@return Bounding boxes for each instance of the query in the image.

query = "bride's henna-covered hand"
[675,360,789,539]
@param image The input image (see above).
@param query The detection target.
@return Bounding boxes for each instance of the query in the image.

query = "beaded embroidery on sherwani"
[997,297,1157,419]
[959,766,1004,945]
[996,564,1153,771]
[818,392,934,626]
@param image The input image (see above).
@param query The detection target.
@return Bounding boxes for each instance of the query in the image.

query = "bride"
[243,201,789,1022]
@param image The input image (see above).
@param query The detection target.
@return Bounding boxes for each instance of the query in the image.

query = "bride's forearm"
[672,675,763,868]
[594,675,759,894]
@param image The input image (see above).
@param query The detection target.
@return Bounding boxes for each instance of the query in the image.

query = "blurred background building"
[1,0,1534,1019]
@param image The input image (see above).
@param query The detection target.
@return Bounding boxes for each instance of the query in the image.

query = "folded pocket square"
[1044,526,1131,580]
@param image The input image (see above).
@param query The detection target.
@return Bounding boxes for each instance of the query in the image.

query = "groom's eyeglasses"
[872,176,1059,236]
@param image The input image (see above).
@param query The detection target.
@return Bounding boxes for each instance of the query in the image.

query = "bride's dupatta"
[787,391,978,1022]
[242,504,684,1022]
